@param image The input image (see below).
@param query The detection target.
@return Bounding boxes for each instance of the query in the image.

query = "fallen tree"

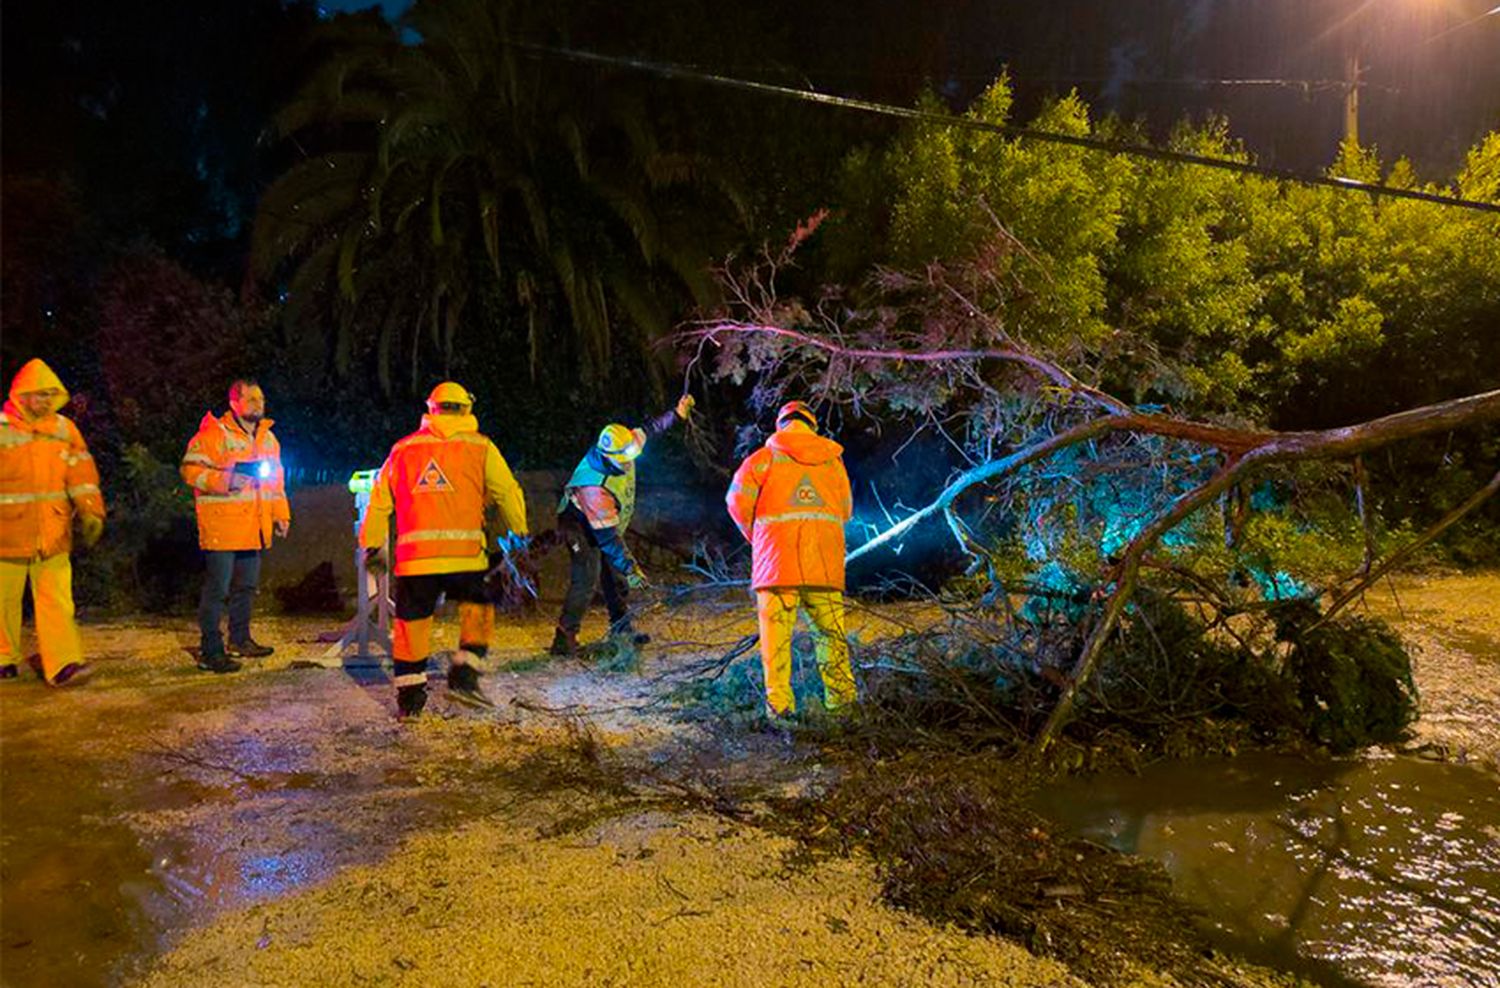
[676,224,1500,750]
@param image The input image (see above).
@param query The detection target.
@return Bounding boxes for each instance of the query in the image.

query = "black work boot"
[396,685,427,720]
[48,662,92,687]
[228,638,275,658]
[197,652,243,674]
[446,663,494,709]
[549,627,577,657]
[610,617,650,646]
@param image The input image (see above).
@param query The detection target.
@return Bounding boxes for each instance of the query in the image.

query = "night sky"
[318,0,410,18]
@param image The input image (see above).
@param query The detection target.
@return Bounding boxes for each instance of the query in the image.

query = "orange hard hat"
[776,400,818,431]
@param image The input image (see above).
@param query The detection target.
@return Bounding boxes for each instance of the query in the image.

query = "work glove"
[625,567,650,591]
[674,394,695,420]
[78,514,104,549]
[494,532,532,555]
[363,546,388,576]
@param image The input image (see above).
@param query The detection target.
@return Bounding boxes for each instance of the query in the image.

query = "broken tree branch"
[1314,467,1500,630]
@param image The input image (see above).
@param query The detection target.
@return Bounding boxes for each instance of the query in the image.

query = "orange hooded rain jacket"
[726,424,853,591]
[0,359,106,559]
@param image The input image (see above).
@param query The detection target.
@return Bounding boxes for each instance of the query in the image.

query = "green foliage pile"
[670,590,1417,762]
[1273,602,1419,754]
[670,642,832,728]
[1091,593,1303,744]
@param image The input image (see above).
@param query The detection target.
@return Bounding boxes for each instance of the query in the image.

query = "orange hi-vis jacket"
[360,413,528,576]
[726,424,853,591]
[0,360,106,560]
[181,411,290,551]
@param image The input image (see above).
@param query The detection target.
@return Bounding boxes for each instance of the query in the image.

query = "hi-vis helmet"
[776,400,818,432]
[597,423,647,464]
[426,381,474,414]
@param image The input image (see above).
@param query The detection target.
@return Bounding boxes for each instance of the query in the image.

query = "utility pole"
[1343,48,1362,146]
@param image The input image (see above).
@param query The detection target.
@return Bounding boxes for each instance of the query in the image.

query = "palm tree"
[252,0,741,395]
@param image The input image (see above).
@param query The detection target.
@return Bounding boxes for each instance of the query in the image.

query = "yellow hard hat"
[426,381,473,412]
[597,423,646,463]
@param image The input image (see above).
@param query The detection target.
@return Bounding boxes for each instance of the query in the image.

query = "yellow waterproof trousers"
[756,588,857,717]
[0,553,83,682]
[392,603,494,665]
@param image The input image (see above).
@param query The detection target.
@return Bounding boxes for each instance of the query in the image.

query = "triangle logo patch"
[790,473,825,508]
[412,457,453,494]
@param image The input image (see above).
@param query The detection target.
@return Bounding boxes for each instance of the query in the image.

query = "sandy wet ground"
[1,576,1493,987]
[1356,571,1500,771]
[1,603,1086,988]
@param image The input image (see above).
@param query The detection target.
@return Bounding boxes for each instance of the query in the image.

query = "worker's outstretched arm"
[641,394,695,440]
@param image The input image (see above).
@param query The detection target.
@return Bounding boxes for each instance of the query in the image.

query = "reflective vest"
[181,412,290,551]
[558,450,636,532]
[0,403,104,560]
[366,415,518,575]
[726,427,853,591]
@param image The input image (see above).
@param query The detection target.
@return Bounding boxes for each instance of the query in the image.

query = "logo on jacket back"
[792,473,824,507]
[413,457,453,494]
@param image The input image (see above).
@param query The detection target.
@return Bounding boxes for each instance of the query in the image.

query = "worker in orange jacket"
[361,382,527,718]
[180,379,290,673]
[0,359,106,687]
[726,400,857,720]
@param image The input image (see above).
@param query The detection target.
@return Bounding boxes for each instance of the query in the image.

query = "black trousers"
[198,549,260,656]
[555,512,630,634]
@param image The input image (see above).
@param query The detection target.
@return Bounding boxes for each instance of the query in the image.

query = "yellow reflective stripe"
[727,481,758,497]
[0,491,69,505]
[182,453,216,466]
[393,672,429,687]
[0,432,68,447]
[197,490,259,502]
[67,484,101,498]
[396,528,484,545]
[755,510,845,525]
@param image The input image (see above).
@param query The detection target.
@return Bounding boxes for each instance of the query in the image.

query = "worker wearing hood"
[0,359,106,687]
[726,400,857,720]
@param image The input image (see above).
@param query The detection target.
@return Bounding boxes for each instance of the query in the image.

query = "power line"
[504,39,1500,216]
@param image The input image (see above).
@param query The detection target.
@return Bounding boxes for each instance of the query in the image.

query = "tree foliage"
[688,77,1500,744]
[825,77,1500,425]
[253,0,742,395]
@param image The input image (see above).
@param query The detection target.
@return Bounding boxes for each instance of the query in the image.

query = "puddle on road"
[1034,752,1500,987]
[2,726,420,988]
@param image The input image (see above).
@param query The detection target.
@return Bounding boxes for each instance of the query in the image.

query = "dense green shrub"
[1274,602,1419,753]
